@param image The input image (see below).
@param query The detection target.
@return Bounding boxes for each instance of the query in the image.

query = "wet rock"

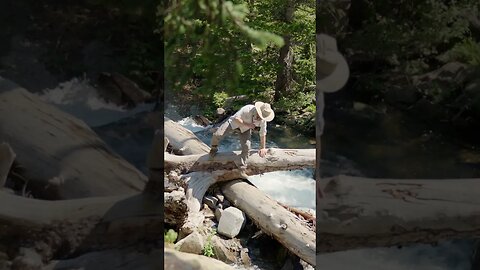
[174,231,205,255]
[223,199,231,208]
[215,208,224,221]
[193,115,211,127]
[218,207,246,238]
[96,72,152,108]
[204,195,218,209]
[202,204,215,219]
[215,192,225,203]
[240,248,252,267]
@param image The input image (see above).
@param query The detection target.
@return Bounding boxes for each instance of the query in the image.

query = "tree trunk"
[165,148,315,175]
[0,191,162,260]
[222,180,316,267]
[0,77,147,200]
[274,36,294,102]
[274,0,295,102]
[318,175,480,252]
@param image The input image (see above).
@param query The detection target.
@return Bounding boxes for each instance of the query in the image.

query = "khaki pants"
[211,120,251,168]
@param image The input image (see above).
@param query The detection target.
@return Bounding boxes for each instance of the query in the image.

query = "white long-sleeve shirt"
[229,105,267,136]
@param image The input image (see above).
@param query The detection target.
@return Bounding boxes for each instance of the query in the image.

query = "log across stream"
[163,116,317,267]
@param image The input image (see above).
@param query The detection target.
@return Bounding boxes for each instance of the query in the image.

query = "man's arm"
[233,105,256,129]
[233,116,255,129]
[260,134,266,149]
[258,121,267,157]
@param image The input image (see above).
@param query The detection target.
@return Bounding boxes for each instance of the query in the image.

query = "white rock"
[217,207,246,238]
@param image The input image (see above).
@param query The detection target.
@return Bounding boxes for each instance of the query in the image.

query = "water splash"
[177,117,315,212]
[177,117,210,133]
[37,77,153,127]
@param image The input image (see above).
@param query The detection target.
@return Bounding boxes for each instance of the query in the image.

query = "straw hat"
[317,34,350,93]
[254,102,275,122]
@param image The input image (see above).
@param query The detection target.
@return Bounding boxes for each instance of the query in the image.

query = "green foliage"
[319,0,478,74]
[446,38,480,66]
[160,0,315,133]
[202,227,216,258]
[164,229,178,244]
[162,0,285,93]
[212,91,229,108]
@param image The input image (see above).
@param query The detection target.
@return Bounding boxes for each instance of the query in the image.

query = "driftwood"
[0,191,162,260]
[222,180,316,266]
[162,117,317,267]
[0,77,147,199]
[318,175,480,252]
[0,76,168,268]
[165,148,315,174]
[164,116,210,155]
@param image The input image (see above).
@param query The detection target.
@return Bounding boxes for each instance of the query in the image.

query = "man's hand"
[245,123,256,130]
[258,148,268,157]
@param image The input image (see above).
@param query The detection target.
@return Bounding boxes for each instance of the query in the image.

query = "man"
[209,101,275,179]
[316,34,350,199]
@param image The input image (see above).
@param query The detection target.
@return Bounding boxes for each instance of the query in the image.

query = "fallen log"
[0,77,147,199]
[164,116,210,155]
[318,175,480,252]
[222,180,316,267]
[0,191,162,260]
[0,142,15,187]
[165,148,315,175]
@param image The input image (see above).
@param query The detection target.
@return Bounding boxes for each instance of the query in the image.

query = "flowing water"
[38,78,316,269]
[318,103,479,270]
[35,78,477,269]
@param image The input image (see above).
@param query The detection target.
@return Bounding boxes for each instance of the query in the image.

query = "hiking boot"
[209,145,218,158]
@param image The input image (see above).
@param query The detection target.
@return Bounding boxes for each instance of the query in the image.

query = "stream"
[318,101,479,269]
[36,77,478,269]
[38,78,316,270]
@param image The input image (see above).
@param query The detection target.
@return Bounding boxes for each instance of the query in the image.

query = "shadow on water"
[323,105,480,179]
